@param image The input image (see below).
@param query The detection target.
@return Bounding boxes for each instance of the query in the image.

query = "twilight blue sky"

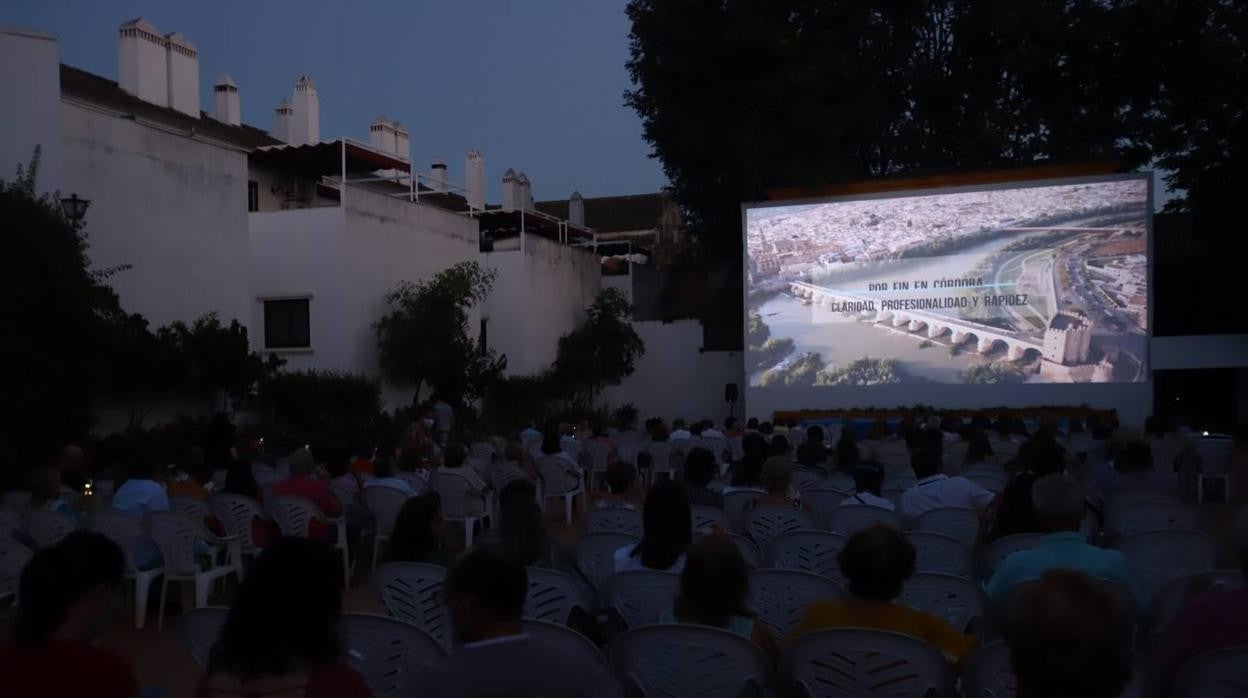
[2,0,667,202]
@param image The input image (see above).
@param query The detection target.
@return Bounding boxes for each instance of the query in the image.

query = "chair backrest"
[524,566,597,625]
[962,466,1009,492]
[1,490,32,511]
[724,532,763,570]
[266,495,326,538]
[396,471,428,494]
[783,628,955,698]
[1106,491,1184,520]
[522,619,606,666]
[1194,437,1235,476]
[536,456,579,496]
[177,606,229,668]
[978,533,1046,581]
[586,506,644,537]
[1116,529,1216,600]
[789,468,825,495]
[806,487,848,529]
[428,471,481,520]
[329,484,357,511]
[574,531,640,590]
[89,508,147,573]
[601,569,680,629]
[610,624,771,698]
[585,440,613,472]
[146,511,213,576]
[882,486,909,507]
[1109,500,1197,537]
[828,504,903,535]
[341,612,445,698]
[646,441,675,471]
[750,568,842,638]
[691,505,729,533]
[25,508,78,548]
[907,531,973,579]
[0,506,21,540]
[766,530,849,584]
[210,494,265,555]
[615,440,641,467]
[824,476,856,496]
[488,463,529,492]
[911,506,981,548]
[723,490,762,532]
[469,442,496,461]
[898,572,991,641]
[1174,646,1248,698]
[362,486,410,538]
[0,538,34,602]
[743,505,815,548]
[1151,571,1243,633]
[170,496,211,522]
[370,562,452,649]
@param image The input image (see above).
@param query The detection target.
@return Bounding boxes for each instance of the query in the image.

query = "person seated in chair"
[682,447,725,509]
[593,461,642,510]
[614,481,692,574]
[753,457,810,511]
[839,462,895,512]
[899,446,995,521]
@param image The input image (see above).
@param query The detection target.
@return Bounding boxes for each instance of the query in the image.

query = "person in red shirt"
[196,538,372,698]
[272,447,342,540]
[0,531,139,698]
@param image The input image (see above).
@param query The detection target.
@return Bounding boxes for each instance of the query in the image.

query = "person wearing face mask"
[0,531,138,698]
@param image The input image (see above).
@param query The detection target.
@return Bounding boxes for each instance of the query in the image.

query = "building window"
[479,317,489,351]
[263,298,310,349]
[248,180,259,212]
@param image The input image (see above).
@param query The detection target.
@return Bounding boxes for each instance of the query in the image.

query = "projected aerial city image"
[744,178,1149,386]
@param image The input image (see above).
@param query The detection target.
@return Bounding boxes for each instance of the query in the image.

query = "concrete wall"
[483,235,602,376]
[0,26,64,193]
[60,101,251,329]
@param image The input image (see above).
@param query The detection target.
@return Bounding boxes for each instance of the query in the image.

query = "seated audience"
[745,417,760,433]
[439,442,491,518]
[167,447,213,500]
[0,531,137,698]
[755,457,809,511]
[963,430,996,470]
[29,466,83,525]
[788,524,976,662]
[986,474,1146,613]
[664,535,777,660]
[1156,507,1248,689]
[796,425,829,469]
[1108,438,1179,497]
[326,441,366,498]
[723,433,768,495]
[702,420,725,439]
[770,434,790,458]
[835,429,860,474]
[112,454,170,569]
[363,454,417,497]
[615,480,692,574]
[422,545,623,697]
[989,435,1067,540]
[1004,570,1134,698]
[489,480,575,572]
[348,441,375,477]
[759,421,774,436]
[839,462,895,511]
[383,493,449,565]
[898,447,994,521]
[670,419,692,441]
[273,447,342,541]
[199,538,370,698]
[682,447,725,509]
[594,461,642,509]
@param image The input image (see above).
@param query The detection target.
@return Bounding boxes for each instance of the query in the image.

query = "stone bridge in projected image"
[789,281,1044,360]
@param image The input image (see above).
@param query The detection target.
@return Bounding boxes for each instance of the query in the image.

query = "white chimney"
[431,160,448,192]
[273,99,293,143]
[516,173,533,210]
[291,75,319,145]
[164,32,199,117]
[212,75,240,126]
[117,18,168,107]
[393,121,410,161]
[501,168,520,211]
[465,149,485,210]
[369,115,396,154]
[569,191,585,227]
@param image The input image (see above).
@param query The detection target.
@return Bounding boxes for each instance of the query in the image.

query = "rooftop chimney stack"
[569,191,585,227]
[501,168,520,211]
[393,122,410,161]
[164,32,199,117]
[212,75,240,126]
[465,150,485,210]
[516,173,533,210]
[369,116,397,154]
[117,18,169,107]
[431,160,448,192]
[273,99,293,143]
[290,76,319,145]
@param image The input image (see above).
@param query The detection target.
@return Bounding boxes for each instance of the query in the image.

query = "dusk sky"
[2,0,667,202]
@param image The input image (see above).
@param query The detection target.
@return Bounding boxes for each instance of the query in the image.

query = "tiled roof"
[535,192,672,233]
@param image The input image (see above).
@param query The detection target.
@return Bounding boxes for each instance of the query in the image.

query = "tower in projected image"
[1042,311,1092,365]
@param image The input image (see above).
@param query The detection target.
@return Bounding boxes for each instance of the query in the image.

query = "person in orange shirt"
[787,524,977,663]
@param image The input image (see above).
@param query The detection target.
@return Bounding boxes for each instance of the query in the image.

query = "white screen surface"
[744,176,1150,390]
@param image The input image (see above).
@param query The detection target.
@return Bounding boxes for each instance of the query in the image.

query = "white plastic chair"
[805,487,849,529]
[827,504,903,535]
[766,530,849,584]
[783,628,954,698]
[1193,437,1234,502]
[89,509,164,628]
[469,441,496,461]
[0,506,22,540]
[177,606,228,668]
[963,465,1010,492]
[266,495,351,585]
[1,490,32,510]
[1105,491,1184,521]
[586,506,644,537]
[575,532,640,590]
[723,490,762,533]
[210,493,267,558]
[646,442,679,483]
[1150,571,1242,634]
[362,485,410,570]
[1109,500,1197,537]
[610,624,771,698]
[585,440,613,489]
[1116,529,1216,601]
[978,533,1046,581]
[884,475,918,491]
[371,562,452,650]
[145,511,242,629]
[907,531,973,578]
[743,506,815,548]
[0,538,33,604]
[898,572,991,641]
[341,612,445,698]
[601,569,680,629]
[524,566,597,625]
[170,496,212,522]
[691,505,728,533]
[911,506,981,548]
[1173,646,1248,698]
[724,532,763,570]
[749,568,842,638]
[24,508,79,548]
[523,619,606,666]
[791,468,825,493]
[537,456,583,525]
[428,471,490,548]
[824,476,856,496]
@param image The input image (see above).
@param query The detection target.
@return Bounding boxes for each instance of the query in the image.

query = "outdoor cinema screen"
[744,176,1150,389]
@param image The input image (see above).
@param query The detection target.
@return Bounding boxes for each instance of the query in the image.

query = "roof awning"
[251,139,410,177]
[476,208,595,244]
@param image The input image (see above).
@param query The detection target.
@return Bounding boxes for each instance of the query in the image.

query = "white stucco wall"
[0,26,64,193]
[60,101,251,329]
[483,235,602,376]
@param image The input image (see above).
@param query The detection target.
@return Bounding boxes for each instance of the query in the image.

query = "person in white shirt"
[614,480,691,574]
[432,396,454,444]
[899,447,995,520]
[839,462,896,511]
[669,418,692,442]
[701,419,725,439]
[364,455,418,497]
